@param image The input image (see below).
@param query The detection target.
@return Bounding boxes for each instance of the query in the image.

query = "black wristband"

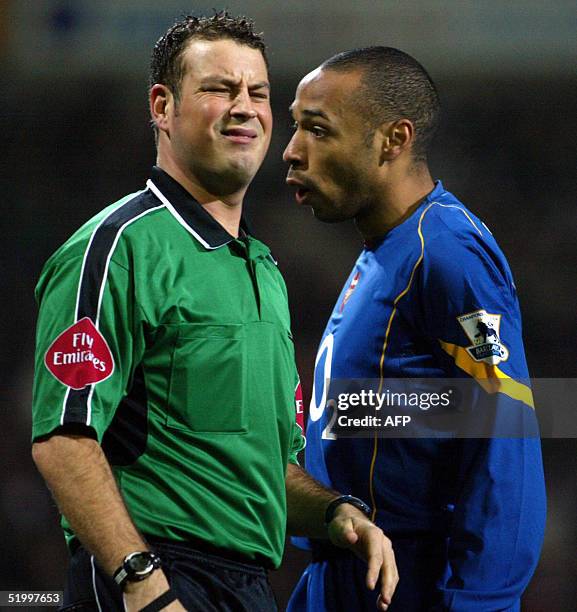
[139,588,177,612]
[325,495,372,525]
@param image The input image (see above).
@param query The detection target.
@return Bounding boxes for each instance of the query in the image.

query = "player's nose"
[283,133,306,167]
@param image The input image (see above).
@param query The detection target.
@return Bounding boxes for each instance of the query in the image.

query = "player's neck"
[156,158,245,238]
[356,165,435,240]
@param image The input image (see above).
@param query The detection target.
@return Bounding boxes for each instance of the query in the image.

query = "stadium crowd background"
[1,1,575,609]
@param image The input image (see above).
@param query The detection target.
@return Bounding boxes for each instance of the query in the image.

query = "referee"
[32,13,397,612]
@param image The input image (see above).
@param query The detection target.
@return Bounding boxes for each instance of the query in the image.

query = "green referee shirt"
[32,166,305,568]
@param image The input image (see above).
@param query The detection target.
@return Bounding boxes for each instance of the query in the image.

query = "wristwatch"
[113,551,162,590]
[325,495,372,525]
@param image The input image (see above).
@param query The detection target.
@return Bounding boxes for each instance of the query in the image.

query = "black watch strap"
[325,495,372,525]
[139,589,177,612]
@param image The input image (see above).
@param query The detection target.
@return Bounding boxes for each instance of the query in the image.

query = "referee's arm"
[285,463,398,611]
[32,433,185,612]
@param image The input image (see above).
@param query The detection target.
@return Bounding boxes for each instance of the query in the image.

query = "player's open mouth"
[221,127,257,144]
[296,187,311,205]
[286,176,313,205]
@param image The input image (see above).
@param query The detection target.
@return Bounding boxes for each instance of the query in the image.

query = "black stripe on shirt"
[62,190,162,425]
[102,365,149,465]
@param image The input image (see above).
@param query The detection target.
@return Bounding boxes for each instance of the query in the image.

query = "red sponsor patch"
[295,380,305,433]
[44,317,114,390]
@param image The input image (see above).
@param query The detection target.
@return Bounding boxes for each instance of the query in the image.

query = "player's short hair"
[149,10,267,104]
[322,47,440,162]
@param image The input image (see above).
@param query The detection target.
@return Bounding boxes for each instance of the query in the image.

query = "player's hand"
[123,570,186,611]
[327,504,399,610]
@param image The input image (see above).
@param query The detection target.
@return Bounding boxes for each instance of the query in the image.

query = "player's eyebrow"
[289,106,330,121]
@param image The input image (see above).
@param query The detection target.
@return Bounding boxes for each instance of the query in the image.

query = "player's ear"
[150,84,173,135]
[377,119,414,163]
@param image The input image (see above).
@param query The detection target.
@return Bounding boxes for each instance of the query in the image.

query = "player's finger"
[343,527,359,546]
[329,519,359,548]
[379,540,399,606]
[365,542,384,591]
[376,592,389,611]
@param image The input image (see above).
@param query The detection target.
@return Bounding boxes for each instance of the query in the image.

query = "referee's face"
[284,68,378,223]
[155,38,272,197]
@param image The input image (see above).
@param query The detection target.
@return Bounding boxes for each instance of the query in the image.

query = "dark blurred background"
[1,1,576,610]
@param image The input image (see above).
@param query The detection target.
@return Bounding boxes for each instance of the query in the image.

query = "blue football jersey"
[292,181,546,612]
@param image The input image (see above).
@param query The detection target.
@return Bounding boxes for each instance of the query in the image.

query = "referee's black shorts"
[60,538,278,611]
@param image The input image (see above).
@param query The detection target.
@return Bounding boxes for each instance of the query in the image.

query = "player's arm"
[286,463,398,610]
[32,434,184,611]
[420,231,546,610]
[433,436,544,612]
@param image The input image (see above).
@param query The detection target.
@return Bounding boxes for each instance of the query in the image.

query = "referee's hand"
[327,504,399,611]
[123,570,186,611]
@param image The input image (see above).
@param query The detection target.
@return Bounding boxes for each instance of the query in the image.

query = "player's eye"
[250,91,269,99]
[311,126,327,138]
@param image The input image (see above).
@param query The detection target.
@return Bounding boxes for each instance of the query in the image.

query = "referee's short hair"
[322,47,440,163]
[149,10,267,105]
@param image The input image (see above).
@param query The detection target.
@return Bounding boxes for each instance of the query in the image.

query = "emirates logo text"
[44,317,114,389]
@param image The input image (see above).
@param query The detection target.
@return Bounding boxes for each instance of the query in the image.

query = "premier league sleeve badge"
[457,309,509,365]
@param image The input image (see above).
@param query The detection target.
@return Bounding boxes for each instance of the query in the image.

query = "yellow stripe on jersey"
[378,203,435,385]
[439,340,534,408]
[371,203,436,518]
[368,430,379,523]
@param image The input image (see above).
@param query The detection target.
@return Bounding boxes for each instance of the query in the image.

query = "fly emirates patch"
[44,317,114,389]
[295,380,305,432]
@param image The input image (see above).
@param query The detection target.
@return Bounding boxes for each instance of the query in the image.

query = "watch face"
[128,553,153,574]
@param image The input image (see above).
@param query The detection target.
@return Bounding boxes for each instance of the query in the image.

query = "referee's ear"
[150,83,172,136]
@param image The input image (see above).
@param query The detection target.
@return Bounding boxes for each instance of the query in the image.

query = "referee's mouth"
[221,127,258,144]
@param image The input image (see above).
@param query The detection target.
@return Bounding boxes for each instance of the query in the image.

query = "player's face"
[166,39,272,196]
[283,68,378,222]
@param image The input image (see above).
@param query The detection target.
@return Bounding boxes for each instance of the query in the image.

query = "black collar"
[147,166,252,250]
